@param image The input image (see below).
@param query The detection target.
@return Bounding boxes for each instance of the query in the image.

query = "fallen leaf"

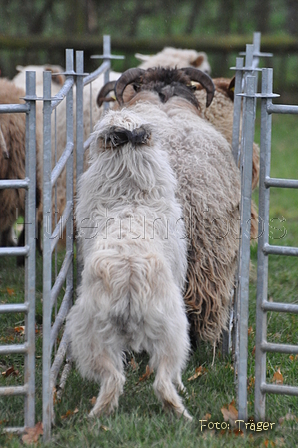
[6,287,15,296]
[130,358,138,371]
[247,376,255,392]
[90,396,97,406]
[137,365,153,383]
[203,412,211,421]
[61,407,78,419]
[14,326,25,335]
[221,400,238,427]
[100,425,110,431]
[263,440,276,447]
[233,428,244,436]
[272,368,283,384]
[1,366,19,377]
[289,355,298,362]
[252,346,256,356]
[187,366,206,381]
[22,422,43,445]
[248,326,254,336]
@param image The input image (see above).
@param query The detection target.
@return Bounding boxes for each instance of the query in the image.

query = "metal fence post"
[236,74,257,423]
[75,50,84,287]
[24,71,37,428]
[42,70,53,441]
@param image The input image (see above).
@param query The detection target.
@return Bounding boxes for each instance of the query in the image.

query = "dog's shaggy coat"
[66,109,191,419]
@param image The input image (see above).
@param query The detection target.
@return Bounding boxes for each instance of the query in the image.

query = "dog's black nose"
[108,126,150,147]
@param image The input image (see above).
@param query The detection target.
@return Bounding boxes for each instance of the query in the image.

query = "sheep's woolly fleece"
[0,78,41,243]
[195,77,260,241]
[67,108,191,419]
[97,92,241,344]
[136,47,211,73]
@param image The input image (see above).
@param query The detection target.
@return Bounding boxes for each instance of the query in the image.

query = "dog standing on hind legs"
[66,109,192,420]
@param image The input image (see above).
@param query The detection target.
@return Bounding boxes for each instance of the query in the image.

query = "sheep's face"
[96,67,215,111]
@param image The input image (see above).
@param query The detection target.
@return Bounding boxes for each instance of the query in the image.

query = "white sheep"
[135,47,211,73]
[66,108,191,420]
[105,67,241,345]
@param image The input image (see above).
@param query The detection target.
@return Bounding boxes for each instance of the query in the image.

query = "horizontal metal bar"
[51,77,75,110]
[263,243,298,257]
[262,301,298,314]
[0,179,29,190]
[83,60,110,86]
[0,104,29,114]
[0,303,29,314]
[50,330,70,386]
[261,342,298,354]
[267,103,298,114]
[51,141,74,187]
[0,385,28,396]
[1,427,26,434]
[90,54,125,61]
[0,343,28,355]
[0,246,29,257]
[51,286,73,350]
[51,250,73,308]
[50,201,73,252]
[261,383,298,396]
[265,177,298,189]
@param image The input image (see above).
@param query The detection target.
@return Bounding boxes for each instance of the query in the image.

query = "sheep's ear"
[135,53,150,62]
[16,65,24,72]
[228,77,235,101]
[45,66,65,86]
[191,55,205,68]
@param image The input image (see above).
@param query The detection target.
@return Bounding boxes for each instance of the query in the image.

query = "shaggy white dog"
[66,109,191,420]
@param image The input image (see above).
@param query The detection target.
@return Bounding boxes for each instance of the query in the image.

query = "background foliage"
[1,0,298,95]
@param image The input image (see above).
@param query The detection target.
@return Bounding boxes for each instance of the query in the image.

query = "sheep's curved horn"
[96,81,117,107]
[180,67,215,107]
[115,68,145,105]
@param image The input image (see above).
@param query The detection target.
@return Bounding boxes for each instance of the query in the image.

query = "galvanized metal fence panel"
[42,49,75,440]
[254,67,298,420]
[0,72,37,433]
[41,35,121,442]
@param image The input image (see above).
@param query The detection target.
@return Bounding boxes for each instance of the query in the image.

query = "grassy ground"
[1,110,298,447]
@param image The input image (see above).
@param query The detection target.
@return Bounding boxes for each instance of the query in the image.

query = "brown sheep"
[0,78,41,262]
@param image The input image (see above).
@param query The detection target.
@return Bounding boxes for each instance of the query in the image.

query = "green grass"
[1,110,298,447]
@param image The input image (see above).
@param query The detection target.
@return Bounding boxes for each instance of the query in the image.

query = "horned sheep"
[66,108,191,420]
[95,67,241,345]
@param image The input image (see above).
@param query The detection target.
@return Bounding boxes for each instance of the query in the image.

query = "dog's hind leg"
[88,349,125,418]
[152,358,192,421]
[149,310,192,420]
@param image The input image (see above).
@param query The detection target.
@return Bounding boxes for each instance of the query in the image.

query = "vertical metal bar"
[255,69,273,421]
[24,71,37,428]
[75,50,84,288]
[103,35,111,112]
[253,32,261,69]
[42,70,53,441]
[237,75,257,423]
[65,49,74,302]
[232,58,244,163]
